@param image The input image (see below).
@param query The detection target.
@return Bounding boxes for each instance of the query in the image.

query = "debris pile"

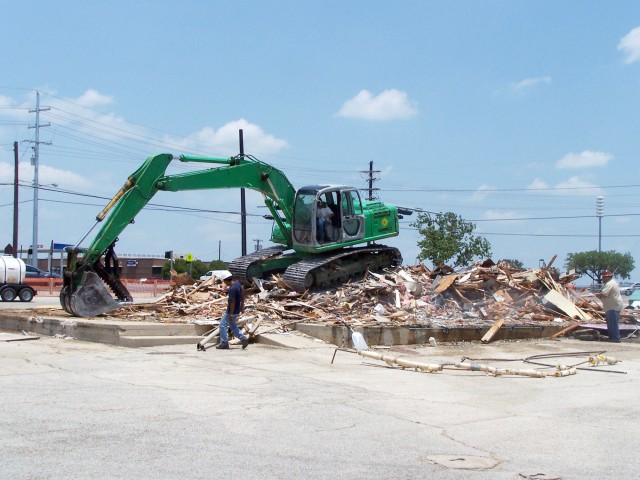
[115,256,640,330]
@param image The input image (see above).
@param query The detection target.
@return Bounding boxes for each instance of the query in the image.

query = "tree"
[565,250,634,284]
[411,211,492,268]
[207,260,228,271]
[161,258,227,279]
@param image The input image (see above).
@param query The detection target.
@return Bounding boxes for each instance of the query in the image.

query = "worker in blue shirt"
[216,273,249,350]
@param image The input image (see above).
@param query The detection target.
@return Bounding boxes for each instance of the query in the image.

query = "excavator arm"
[61,153,297,317]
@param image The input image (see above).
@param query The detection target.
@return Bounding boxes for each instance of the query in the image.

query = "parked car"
[623,282,640,296]
[25,265,62,278]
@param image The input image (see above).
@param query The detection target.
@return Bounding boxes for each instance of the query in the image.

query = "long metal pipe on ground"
[356,350,577,378]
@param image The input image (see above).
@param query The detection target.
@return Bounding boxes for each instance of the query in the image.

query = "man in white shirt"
[596,269,623,343]
[316,201,334,242]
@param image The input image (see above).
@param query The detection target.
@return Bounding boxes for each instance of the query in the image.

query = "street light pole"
[596,196,604,253]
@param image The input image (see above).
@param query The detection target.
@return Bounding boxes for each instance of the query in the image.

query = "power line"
[382,184,640,193]
[400,225,640,238]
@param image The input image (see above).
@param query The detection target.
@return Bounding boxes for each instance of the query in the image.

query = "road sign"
[52,242,74,251]
[185,253,194,263]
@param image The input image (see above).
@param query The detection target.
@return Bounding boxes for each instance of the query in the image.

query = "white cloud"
[0,161,93,191]
[472,184,493,201]
[75,89,114,108]
[336,89,418,121]
[556,150,613,169]
[618,26,640,64]
[0,94,30,122]
[50,92,289,158]
[0,161,14,182]
[554,176,603,196]
[554,176,601,193]
[526,176,602,196]
[165,119,289,157]
[526,178,549,190]
[0,94,17,109]
[511,76,551,92]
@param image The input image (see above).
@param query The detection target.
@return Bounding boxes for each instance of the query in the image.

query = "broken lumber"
[481,317,505,344]
[550,322,582,339]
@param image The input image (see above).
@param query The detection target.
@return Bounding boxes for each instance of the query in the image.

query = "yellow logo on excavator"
[381,217,389,227]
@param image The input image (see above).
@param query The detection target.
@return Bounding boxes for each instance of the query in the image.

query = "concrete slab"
[256,332,334,349]
[0,312,207,347]
[1,336,639,479]
[118,335,203,348]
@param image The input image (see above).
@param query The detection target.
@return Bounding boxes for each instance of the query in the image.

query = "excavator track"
[228,246,288,284]
[282,245,402,292]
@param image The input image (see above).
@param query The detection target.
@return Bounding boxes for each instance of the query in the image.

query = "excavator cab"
[291,186,365,248]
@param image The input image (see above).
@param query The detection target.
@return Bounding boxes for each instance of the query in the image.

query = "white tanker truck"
[0,255,37,302]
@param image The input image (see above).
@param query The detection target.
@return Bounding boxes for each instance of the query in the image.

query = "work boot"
[215,343,230,350]
[241,338,249,350]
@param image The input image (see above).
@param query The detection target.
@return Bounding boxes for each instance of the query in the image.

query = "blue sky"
[1,1,640,277]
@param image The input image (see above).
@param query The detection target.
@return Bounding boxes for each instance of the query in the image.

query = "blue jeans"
[605,309,621,342]
[219,312,245,345]
[317,218,330,241]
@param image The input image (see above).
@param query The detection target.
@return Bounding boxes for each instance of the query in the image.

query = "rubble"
[114,258,640,336]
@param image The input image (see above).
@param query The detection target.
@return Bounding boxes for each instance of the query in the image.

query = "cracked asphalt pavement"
[1,333,638,479]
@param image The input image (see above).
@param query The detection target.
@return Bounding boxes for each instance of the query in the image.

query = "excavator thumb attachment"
[68,271,123,317]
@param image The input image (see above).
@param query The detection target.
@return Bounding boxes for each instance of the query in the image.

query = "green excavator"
[60,153,410,317]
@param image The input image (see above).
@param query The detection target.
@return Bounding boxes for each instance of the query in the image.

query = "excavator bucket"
[68,271,123,317]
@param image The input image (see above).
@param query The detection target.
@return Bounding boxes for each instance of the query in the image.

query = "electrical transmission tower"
[360,160,380,201]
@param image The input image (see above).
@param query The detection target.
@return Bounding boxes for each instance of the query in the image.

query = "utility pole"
[27,91,50,267]
[253,238,262,251]
[239,129,247,256]
[13,142,19,258]
[361,160,380,201]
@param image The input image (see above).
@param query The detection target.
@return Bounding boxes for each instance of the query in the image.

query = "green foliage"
[498,258,525,270]
[565,250,634,284]
[160,258,228,279]
[207,260,228,271]
[411,211,492,268]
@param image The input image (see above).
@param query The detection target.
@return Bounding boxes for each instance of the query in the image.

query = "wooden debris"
[433,274,457,294]
[481,317,505,344]
[543,290,592,321]
[112,255,638,339]
[550,322,582,339]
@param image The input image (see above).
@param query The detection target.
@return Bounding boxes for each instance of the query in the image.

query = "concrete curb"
[0,313,206,347]
[0,311,568,348]
[294,323,566,347]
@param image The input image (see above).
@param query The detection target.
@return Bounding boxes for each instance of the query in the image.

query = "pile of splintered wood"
[114,254,640,330]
